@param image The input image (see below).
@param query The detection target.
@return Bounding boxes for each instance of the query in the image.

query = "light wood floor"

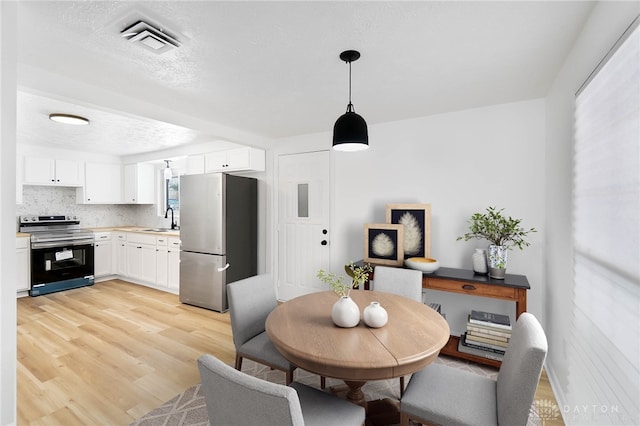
[17,280,563,425]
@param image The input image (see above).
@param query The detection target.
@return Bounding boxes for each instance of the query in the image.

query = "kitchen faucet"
[165,207,177,230]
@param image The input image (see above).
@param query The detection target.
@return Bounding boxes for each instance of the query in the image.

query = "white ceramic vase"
[472,248,488,274]
[363,301,388,328]
[331,296,360,328]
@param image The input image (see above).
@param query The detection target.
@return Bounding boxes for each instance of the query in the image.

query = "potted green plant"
[317,261,372,297]
[317,262,372,327]
[457,207,536,279]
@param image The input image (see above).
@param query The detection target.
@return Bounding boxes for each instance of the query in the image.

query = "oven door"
[30,240,95,287]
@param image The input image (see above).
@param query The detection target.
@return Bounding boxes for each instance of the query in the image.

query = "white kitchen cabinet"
[126,233,157,284]
[155,235,168,287]
[94,232,113,278]
[78,163,122,204]
[123,163,155,204]
[167,237,181,291]
[16,236,30,293]
[205,147,265,173]
[114,232,127,276]
[186,155,205,175]
[24,157,83,186]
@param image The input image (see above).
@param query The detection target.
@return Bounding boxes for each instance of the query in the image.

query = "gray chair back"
[497,312,548,425]
[373,266,423,302]
[198,354,303,426]
[227,274,277,348]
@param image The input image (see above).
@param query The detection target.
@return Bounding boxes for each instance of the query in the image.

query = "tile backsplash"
[17,186,170,230]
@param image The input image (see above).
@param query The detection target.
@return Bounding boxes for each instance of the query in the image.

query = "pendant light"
[163,160,173,180]
[49,113,90,126]
[332,50,369,151]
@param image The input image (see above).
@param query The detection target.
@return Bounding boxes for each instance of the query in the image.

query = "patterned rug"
[130,356,537,426]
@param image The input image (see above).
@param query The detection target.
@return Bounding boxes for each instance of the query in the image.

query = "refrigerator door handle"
[217,263,230,272]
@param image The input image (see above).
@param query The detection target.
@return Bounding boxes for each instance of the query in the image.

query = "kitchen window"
[166,175,180,213]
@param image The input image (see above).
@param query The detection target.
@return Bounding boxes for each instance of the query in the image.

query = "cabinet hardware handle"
[217,263,230,272]
[462,284,476,291]
[321,240,328,246]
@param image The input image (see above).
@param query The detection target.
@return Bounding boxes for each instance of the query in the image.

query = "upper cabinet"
[23,157,83,186]
[205,147,265,173]
[77,163,122,204]
[123,163,155,204]
[185,155,205,175]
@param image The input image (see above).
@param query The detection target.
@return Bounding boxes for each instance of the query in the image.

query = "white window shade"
[571,17,639,425]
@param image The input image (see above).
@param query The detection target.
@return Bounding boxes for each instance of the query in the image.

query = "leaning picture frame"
[363,223,405,266]
[385,203,431,259]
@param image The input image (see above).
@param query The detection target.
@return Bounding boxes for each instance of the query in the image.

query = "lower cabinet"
[167,237,180,291]
[126,238,157,284]
[156,236,180,291]
[156,236,168,287]
[16,237,30,293]
[94,232,113,277]
[114,232,127,276]
[90,230,179,294]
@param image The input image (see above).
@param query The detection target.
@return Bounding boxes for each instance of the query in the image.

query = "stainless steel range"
[19,215,95,296]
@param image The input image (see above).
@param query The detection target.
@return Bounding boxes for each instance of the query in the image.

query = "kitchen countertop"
[90,226,180,237]
[17,227,180,238]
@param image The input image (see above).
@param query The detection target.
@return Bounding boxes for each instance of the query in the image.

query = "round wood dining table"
[265,290,450,410]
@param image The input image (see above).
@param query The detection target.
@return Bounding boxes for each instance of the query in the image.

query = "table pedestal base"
[343,380,367,407]
[331,382,401,425]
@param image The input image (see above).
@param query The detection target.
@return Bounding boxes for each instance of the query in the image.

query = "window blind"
[571,16,639,425]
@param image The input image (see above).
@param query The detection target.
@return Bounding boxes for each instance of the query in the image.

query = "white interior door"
[277,151,330,300]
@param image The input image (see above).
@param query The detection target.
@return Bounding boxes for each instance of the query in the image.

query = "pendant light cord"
[347,60,354,113]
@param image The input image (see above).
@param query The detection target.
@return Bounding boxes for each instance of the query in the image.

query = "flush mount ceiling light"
[332,50,369,152]
[163,160,173,180]
[49,113,90,126]
[121,20,181,55]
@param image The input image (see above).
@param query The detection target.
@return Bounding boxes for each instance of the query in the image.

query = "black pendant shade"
[333,50,369,151]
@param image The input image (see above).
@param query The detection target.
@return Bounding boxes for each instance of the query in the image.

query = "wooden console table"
[362,264,530,368]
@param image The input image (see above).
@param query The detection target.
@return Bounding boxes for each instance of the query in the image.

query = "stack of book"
[458,310,512,361]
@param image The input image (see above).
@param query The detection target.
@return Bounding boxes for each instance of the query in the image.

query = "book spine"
[466,329,510,342]
[468,318,512,330]
[465,333,509,348]
[466,324,512,338]
[461,335,506,355]
[457,339,504,361]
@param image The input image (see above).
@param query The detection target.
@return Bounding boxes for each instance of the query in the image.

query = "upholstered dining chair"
[400,312,548,426]
[372,265,423,395]
[372,265,423,303]
[227,274,297,385]
[198,354,366,426]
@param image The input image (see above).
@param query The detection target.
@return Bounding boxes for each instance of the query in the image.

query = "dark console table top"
[426,266,530,290]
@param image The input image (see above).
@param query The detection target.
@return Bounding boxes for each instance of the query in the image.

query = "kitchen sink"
[142,228,174,232]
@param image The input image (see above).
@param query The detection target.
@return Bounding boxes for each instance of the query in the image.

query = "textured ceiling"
[16,1,595,156]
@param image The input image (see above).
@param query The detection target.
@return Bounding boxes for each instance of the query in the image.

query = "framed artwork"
[385,203,431,259]
[364,223,404,266]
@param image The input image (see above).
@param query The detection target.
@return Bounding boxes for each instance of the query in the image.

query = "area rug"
[131,356,541,426]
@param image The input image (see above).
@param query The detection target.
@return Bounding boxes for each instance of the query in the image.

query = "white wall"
[0,3,17,424]
[275,99,545,334]
[544,2,639,424]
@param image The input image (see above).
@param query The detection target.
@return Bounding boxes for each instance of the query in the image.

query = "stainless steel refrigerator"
[179,173,258,312]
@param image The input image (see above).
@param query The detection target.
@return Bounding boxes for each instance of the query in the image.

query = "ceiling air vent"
[120,20,181,54]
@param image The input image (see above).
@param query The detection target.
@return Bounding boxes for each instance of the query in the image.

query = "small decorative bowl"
[405,257,440,273]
